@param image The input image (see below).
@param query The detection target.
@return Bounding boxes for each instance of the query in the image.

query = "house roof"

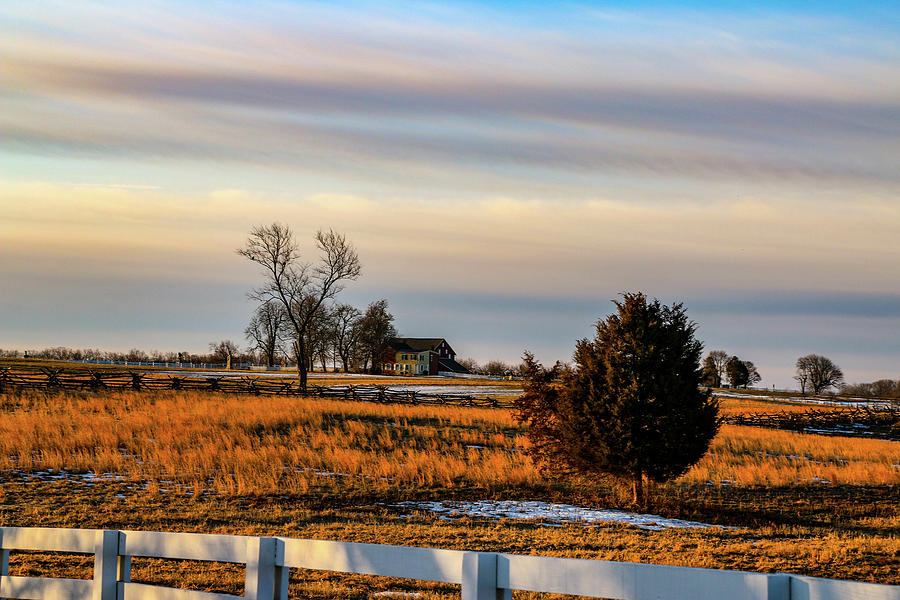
[389,338,448,352]
[438,358,470,374]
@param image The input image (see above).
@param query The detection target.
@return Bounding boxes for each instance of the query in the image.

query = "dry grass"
[0,389,534,496]
[684,424,900,486]
[0,387,898,592]
[715,397,841,417]
[2,479,898,593]
[0,389,895,494]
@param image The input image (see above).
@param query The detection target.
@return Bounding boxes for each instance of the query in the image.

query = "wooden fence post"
[246,536,286,600]
[92,529,120,600]
[462,552,509,600]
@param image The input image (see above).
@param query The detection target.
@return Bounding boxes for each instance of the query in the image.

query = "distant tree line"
[456,358,524,377]
[5,345,256,365]
[699,349,760,388]
[840,378,900,399]
[697,349,898,399]
[242,297,398,375]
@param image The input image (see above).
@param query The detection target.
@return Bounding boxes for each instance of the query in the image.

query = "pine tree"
[516,293,719,505]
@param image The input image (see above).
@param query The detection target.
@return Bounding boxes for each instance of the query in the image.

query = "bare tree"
[237,223,361,388]
[483,360,512,376]
[795,362,810,394]
[209,340,239,369]
[456,357,480,373]
[306,304,335,373]
[842,379,900,407]
[358,299,397,374]
[705,350,729,387]
[795,354,844,394]
[332,303,363,372]
[743,360,761,387]
[245,300,288,367]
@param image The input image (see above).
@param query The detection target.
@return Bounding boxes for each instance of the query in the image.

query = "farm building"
[381,338,470,375]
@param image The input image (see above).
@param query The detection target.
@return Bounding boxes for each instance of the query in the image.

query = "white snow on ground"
[390,500,723,530]
[379,384,521,397]
[7,469,128,483]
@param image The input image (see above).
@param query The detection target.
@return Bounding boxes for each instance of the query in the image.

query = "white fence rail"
[1,527,898,600]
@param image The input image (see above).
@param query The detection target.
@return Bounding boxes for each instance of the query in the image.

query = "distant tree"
[725,356,750,388]
[245,300,288,367]
[873,379,900,399]
[332,303,363,372]
[795,354,843,394]
[305,304,335,372]
[841,379,900,400]
[795,361,810,394]
[743,360,761,387]
[35,346,76,360]
[515,293,719,505]
[357,299,397,374]
[237,223,361,388]
[209,340,239,369]
[82,348,104,361]
[125,348,149,363]
[456,357,480,373]
[482,360,512,376]
[700,356,720,387]
[700,350,729,387]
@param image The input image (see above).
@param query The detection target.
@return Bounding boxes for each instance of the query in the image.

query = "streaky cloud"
[1,1,898,189]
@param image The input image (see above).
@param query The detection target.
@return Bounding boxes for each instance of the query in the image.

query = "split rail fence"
[725,408,900,440]
[0,369,515,409]
[2,527,898,600]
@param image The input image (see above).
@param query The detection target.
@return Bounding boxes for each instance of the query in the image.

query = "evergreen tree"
[726,355,750,388]
[516,293,719,505]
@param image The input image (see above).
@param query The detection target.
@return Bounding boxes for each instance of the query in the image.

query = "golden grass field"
[0,380,898,596]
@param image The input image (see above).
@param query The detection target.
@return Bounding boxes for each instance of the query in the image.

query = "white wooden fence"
[1,527,898,600]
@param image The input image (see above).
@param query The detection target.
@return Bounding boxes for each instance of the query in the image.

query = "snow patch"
[384,384,521,397]
[389,500,723,530]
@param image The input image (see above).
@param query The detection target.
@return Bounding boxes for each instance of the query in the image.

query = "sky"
[1,1,898,388]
